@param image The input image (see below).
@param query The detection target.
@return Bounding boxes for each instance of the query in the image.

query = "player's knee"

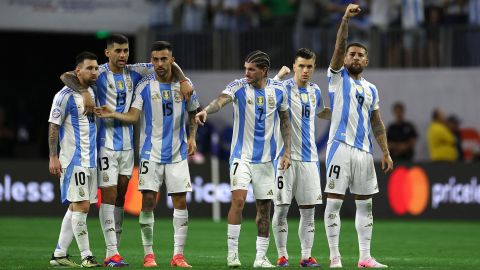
[101,186,117,204]
[171,193,187,209]
[231,197,246,210]
[141,192,157,211]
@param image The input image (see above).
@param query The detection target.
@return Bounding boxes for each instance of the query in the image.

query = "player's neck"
[77,77,89,89]
[251,78,267,89]
[294,77,307,88]
[108,62,122,74]
[155,71,173,83]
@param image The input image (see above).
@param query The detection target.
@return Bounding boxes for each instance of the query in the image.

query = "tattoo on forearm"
[279,110,291,155]
[371,111,389,154]
[61,72,86,93]
[188,112,198,140]
[330,18,349,70]
[256,200,271,237]
[48,123,59,157]
[205,94,232,114]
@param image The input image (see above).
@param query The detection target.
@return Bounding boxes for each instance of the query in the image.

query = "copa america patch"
[52,108,61,118]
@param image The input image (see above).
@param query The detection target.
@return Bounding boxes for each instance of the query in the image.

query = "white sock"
[139,211,154,256]
[114,206,124,247]
[355,198,373,261]
[272,204,289,259]
[255,236,270,260]
[54,209,74,257]
[173,209,189,255]
[71,211,92,259]
[100,203,118,257]
[324,198,343,259]
[299,208,315,259]
[227,224,241,257]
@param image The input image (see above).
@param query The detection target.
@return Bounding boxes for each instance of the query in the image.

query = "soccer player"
[324,4,393,268]
[48,51,101,268]
[195,50,292,268]
[270,48,331,267]
[61,34,193,267]
[95,41,199,268]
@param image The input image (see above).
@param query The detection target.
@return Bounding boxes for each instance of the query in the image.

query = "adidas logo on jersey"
[278,229,287,233]
[266,190,273,196]
[328,223,338,228]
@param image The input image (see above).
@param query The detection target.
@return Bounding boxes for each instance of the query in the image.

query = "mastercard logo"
[387,166,429,216]
[97,166,160,216]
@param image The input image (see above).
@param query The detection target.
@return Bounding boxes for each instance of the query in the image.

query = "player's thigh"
[138,159,164,192]
[324,142,351,195]
[251,161,275,200]
[118,149,134,179]
[97,147,119,188]
[230,159,252,192]
[350,150,379,196]
[60,165,97,204]
[274,160,296,205]
[295,161,323,205]
[165,159,192,194]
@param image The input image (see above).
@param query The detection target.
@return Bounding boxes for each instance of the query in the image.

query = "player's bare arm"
[172,62,193,100]
[95,105,141,124]
[60,71,94,115]
[274,66,291,80]
[317,107,332,120]
[278,110,292,170]
[48,123,62,178]
[330,4,361,71]
[371,109,393,173]
[187,111,198,156]
[195,94,233,125]
[256,200,271,238]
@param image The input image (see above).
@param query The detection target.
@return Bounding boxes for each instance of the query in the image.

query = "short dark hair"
[347,42,368,55]
[392,102,405,111]
[432,108,441,121]
[151,41,172,52]
[245,50,270,70]
[106,34,129,47]
[75,51,98,66]
[295,48,316,62]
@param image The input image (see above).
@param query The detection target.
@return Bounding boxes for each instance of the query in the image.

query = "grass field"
[0,217,479,269]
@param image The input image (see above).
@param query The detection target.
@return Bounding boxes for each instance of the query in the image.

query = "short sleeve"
[48,90,70,125]
[131,80,147,110]
[370,84,380,111]
[127,63,154,77]
[186,90,200,112]
[314,87,325,113]
[279,85,289,111]
[327,66,345,93]
[222,79,243,100]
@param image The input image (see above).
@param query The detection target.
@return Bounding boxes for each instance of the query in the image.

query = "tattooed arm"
[48,123,62,178]
[187,110,199,156]
[317,107,332,120]
[278,110,292,170]
[195,94,233,125]
[371,109,393,173]
[172,62,193,100]
[60,72,94,115]
[330,4,361,71]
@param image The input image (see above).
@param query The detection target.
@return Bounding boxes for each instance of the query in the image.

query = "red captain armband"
[179,79,189,84]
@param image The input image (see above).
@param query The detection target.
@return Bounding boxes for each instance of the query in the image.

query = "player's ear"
[171,56,175,64]
[104,48,110,58]
[365,57,369,67]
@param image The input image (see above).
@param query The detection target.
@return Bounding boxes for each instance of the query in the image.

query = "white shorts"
[275,160,322,206]
[324,141,378,195]
[137,159,192,194]
[97,147,134,188]
[60,164,98,204]
[230,159,275,200]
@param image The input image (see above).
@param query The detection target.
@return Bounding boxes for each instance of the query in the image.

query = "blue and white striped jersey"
[132,75,200,164]
[279,78,325,162]
[48,87,97,168]
[222,78,289,164]
[327,67,379,153]
[96,63,153,151]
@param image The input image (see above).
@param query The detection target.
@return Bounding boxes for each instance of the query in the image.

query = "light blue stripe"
[316,161,321,188]
[61,164,74,204]
[230,88,246,164]
[69,96,82,166]
[161,84,173,163]
[179,100,187,160]
[334,69,351,142]
[353,82,366,149]
[140,85,153,160]
[252,90,266,162]
[97,73,108,148]
[299,87,311,161]
[271,88,284,160]
[113,74,126,151]
[326,141,341,170]
[88,115,96,168]
[368,86,377,153]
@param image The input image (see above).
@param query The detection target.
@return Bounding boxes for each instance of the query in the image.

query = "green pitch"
[0,217,479,269]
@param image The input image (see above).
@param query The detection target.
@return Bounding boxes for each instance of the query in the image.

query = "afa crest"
[354,84,364,94]
[329,179,335,189]
[79,187,85,197]
[174,91,182,102]
[126,79,133,91]
[116,80,125,91]
[162,90,171,100]
[301,93,309,104]
[267,96,275,108]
